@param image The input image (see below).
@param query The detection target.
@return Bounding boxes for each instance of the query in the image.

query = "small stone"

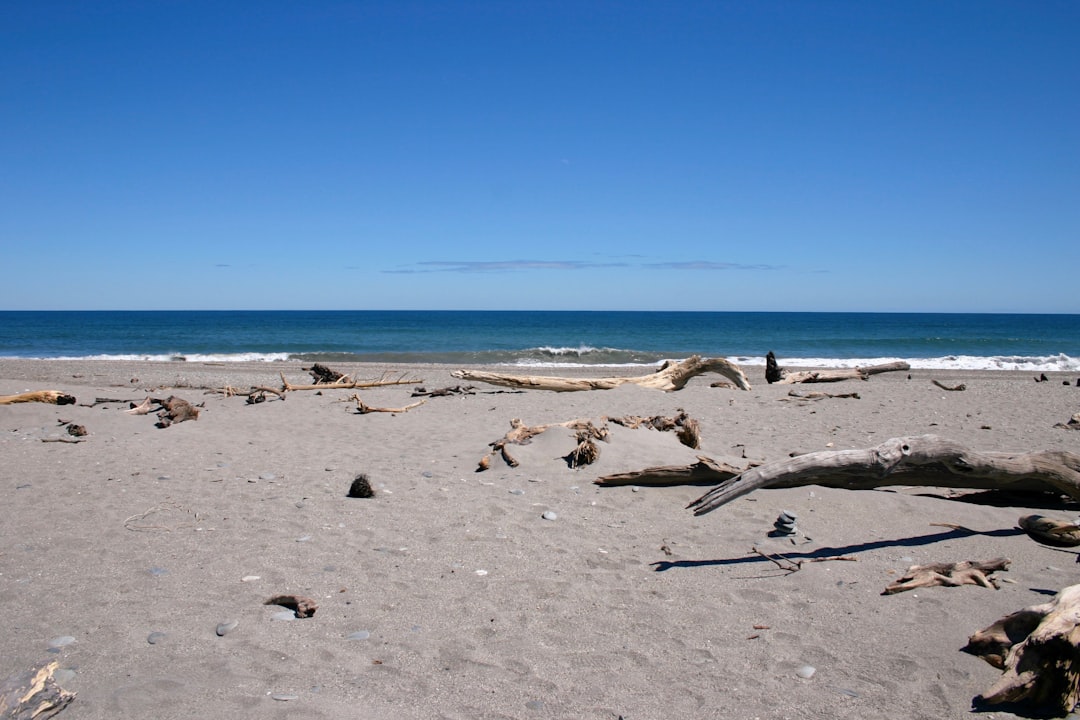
[525,700,545,710]
[47,636,76,649]
[241,575,261,583]
[421,471,433,478]
[270,611,297,621]
[259,473,276,481]
[296,535,312,542]
[347,630,370,641]
[53,668,76,684]
[796,665,816,679]
[542,511,558,521]
[148,567,168,576]
[147,631,167,644]
[272,694,299,701]
[216,620,239,636]
[475,569,488,576]
[509,489,525,495]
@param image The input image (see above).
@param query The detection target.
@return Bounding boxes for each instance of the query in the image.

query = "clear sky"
[1,1,1077,312]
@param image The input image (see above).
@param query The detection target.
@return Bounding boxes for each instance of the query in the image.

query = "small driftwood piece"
[752,546,858,575]
[882,557,1010,595]
[608,411,701,449]
[0,660,75,719]
[280,371,423,392]
[206,386,285,403]
[265,594,319,618]
[932,379,966,392]
[775,361,911,385]
[965,584,1080,714]
[783,390,861,401]
[688,435,1080,516]
[307,363,348,384]
[596,456,750,487]
[1055,413,1080,431]
[0,390,76,406]
[1018,514,1080,547]
[346,393,425,414]
[452,355,752,392]
[411,385,476,397]
[565,423,607,468]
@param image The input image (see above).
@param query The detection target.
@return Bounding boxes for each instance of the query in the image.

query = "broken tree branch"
[452,355,751,392]
[279,371,423,392]
[882,558,1010,595]
[687,435,1080,516]
[596,456,750,487]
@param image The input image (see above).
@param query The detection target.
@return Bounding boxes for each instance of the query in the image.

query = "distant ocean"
[0,311,1077,372]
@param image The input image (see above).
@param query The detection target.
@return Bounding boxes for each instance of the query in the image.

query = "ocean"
[0,310,1077,372]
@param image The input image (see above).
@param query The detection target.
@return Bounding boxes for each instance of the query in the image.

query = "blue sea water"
[0,310,1077,371]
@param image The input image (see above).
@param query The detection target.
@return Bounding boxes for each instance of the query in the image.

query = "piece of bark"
[307,363,347,384]
[0,660,75,719]
[687,435,1080,515]
[156,396,200,428]
[452,355,751,392]
[0,390,76,406]
[264,594,318,618]
[596,456,750,487]
[965,584,1080,714]
[932,379,967,391]
[882,558,1010,595]
[775,361,911,385]
[1054,413,1080,431]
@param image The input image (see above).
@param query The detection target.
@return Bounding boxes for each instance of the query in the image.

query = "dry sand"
[2,359,1080,719]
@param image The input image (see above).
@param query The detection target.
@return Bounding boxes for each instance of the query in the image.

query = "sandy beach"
[2,358,1079,719]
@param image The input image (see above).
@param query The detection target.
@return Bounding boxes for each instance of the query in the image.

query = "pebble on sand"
[542,511,558,520]
[47,636,76,649]
[147,631,167,645]
[216,620,239,636]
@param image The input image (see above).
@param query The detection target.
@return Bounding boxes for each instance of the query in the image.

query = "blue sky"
[1,1,1077,312]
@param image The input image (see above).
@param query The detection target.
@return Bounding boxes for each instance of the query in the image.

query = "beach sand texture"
[2,359,1080,719]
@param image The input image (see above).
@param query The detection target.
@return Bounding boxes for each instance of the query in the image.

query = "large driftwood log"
[965,584,1080,714]
[0,660,75,719]
[0,390,76,406]
[687,435,1080,515]
[452,355,751,392]
[775,361,910,384]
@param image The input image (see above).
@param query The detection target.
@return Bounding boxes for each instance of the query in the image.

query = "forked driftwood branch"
[687,435,1080,516]
[882,558,1010,595]
[965,584,1080,715]
[452,355,751,392]
[345,393,426,414]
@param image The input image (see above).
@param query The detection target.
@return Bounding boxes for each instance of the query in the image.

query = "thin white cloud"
[384,260,628,274]
[645,261,781,271]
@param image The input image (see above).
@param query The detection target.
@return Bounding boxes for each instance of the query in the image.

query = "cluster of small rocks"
[771,510,798,537]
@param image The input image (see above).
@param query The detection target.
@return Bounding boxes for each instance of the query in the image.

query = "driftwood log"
[775,361,911,385]
[279,371,422,393]
[452,355,751,392]
[596,456,750,487]
[0,390,76,406]
[126,396,200,428]
[0,660,75,719]
[965,584,1080,714]
[687,435,1080,516]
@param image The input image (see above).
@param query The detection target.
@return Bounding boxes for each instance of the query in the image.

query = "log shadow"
[651,526,1031,572]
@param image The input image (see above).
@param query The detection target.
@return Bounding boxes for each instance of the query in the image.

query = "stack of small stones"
[771,510,798,537]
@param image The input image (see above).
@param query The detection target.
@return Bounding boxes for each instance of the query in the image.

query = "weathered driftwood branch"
[1018,514,1080,547]
[687,435,1080,516]
[452,355,751,392]
[608,412,701,448]
[0,660,75,719]
[479,418,604,471]
[775,361,910,385]
[126,396,200,427]
[965,584,1080,714]
[346,393,426,414]
[279,371,423,392]
[782,390,861,401]
[932,379,966,392]
[596,456,750,487]
[882,558,1010,595]
[0,390,77,406]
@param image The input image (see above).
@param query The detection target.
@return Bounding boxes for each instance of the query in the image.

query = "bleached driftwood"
[596,456,750,487]
[346,393,426,414]
[0,660,75,719]
[0,390,76,406]
[882,558,1010,595]
[965,584,1080,714]
[687,435,1080,516]
[479,418,605,470]
[279,371,423,393]
[126,396,200,427]
[452,355,751,392]
[775,361,910,385]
